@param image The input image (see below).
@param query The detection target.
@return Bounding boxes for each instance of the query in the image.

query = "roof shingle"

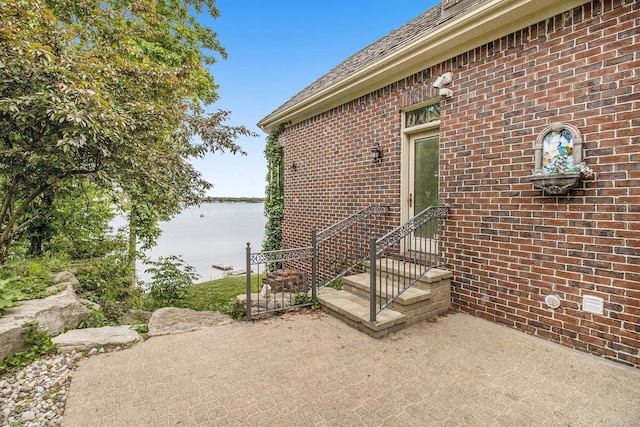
[260,1,487,126]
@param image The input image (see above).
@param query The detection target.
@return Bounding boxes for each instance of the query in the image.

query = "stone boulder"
[52,325,142,353]
[147,307,233,337]
[236,293,291,312]
[0,272,90,360]
[118,309,152,325]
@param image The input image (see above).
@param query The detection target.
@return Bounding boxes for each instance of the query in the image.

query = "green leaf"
[0,0,257,261]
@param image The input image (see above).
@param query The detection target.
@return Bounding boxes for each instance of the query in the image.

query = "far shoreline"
[202,196,265,203]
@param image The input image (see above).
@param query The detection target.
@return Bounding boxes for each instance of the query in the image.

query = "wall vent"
[582,295,604,315]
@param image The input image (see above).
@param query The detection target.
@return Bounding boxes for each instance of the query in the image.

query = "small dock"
[211,263,233,271]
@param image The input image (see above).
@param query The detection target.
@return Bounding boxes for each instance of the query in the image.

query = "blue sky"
[195,1,440,197]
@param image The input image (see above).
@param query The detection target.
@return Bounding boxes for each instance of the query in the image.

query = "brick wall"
[278,0,639,367]
[279,87,409,248]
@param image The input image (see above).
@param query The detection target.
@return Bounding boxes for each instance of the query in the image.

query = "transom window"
[405,103,440,129]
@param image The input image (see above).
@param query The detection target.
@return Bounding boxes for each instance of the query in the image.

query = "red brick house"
[258,0,639,367]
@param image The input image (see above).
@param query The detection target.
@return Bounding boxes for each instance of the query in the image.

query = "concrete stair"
[317,258,452,338]
[316,288,406,338]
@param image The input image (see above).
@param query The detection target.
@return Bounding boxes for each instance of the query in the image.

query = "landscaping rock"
[147,307,233,337]
[52,326,142,353]
[53,271,77,285]
[0,352,78,426]
[78,298,101,311]
[0,272,90,360]
[236,293,292,312]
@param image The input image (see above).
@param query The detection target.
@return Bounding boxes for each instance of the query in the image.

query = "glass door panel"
[414,136,439,216]
[409,134,439,250]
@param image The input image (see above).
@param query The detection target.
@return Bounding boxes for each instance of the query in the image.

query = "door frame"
[400,123,441,226]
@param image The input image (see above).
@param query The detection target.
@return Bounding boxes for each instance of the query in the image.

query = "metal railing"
[316,205,388,290]
[369,206,449,322]
[244,205,388,320]
[245,244,316,320]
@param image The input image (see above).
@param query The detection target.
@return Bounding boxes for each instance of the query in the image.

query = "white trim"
[400,128,440,226]
[400,132,409,227]
[259,0,589,133]
[404,120,441,135]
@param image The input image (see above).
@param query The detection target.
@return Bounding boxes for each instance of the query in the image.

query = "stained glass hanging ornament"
[530,122,587,196]
[533,122,583,176]
[542,129,574,173]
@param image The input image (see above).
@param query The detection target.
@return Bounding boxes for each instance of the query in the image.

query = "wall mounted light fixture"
[290,162,297,171]
[371,143,383,163]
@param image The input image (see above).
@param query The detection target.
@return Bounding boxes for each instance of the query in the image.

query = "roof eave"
[258,0,589,134]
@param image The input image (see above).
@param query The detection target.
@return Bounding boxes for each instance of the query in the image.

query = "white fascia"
[258,0,590,133]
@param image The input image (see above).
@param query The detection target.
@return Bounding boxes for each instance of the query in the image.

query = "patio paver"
[62,311,640,426]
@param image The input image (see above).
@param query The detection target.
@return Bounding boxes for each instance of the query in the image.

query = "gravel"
[0,352,85,427]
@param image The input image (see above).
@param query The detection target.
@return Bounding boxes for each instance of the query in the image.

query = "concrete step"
[341,262,453,328]
[317,288,406,338]
[318,260,453,337]
[342,273,432,305]
[368,258,452,284]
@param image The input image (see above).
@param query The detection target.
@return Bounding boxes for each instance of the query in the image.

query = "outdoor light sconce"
[528,122,592,196]
[290,162,297,171]
[371,143,383,163]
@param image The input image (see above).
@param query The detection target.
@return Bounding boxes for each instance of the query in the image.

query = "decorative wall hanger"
[529,122,593,196]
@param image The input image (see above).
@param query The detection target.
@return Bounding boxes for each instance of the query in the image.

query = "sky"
[195,0,440,197]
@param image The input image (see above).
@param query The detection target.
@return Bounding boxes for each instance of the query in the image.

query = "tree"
[38,181,121,260]
[0,0,256,262]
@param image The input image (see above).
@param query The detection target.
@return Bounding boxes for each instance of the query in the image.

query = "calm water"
[137,203,266,283]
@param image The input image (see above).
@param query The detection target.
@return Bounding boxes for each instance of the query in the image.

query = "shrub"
[0,257,67,317]
[74,253,140,322]
[143,255,198,309]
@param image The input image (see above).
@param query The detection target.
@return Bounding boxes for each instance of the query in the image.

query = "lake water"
[137,203,266,283]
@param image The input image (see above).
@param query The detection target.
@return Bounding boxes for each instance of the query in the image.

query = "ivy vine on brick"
[262,126,285,252]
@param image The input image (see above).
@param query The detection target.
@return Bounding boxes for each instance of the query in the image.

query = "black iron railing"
[316,205,388,290]
[244,205,388,320]
[368,206,449,322]
[244,244,316,319]
[244,205,447,322]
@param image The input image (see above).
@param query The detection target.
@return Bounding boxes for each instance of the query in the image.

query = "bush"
[74,253,140,322]
[143,255,198,310]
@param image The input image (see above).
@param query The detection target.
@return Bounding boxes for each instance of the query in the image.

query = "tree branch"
[12,213,41,235]
[0,182,53,247]
[0,176,17,226]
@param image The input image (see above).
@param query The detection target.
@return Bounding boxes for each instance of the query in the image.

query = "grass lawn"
[178,274,264,318]
[182,275,248,312]
[143,273,267,318]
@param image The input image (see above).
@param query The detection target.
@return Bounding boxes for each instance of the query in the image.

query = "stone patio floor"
[62,311,640,426]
